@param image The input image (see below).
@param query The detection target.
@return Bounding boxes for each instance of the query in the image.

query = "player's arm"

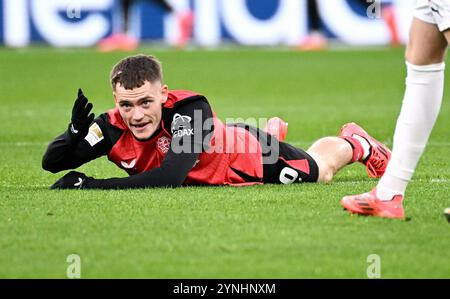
[42,89,109,173]
[51,98,213,189]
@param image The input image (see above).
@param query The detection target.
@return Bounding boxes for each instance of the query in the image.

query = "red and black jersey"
[105,90,264,186]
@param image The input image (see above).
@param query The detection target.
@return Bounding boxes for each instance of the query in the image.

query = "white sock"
[352,134,371,160]
[377,62,445,201]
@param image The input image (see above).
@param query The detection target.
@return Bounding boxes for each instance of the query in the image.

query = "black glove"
[68,88,95,141]
[51,171,93,189]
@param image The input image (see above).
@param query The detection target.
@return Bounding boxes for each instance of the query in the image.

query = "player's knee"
[307,149,334,183]
[406,18,447,65]
[405,41,446,65]
[318,168,334,183]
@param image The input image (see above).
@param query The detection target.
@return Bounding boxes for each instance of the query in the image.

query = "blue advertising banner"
[0,0,415,47]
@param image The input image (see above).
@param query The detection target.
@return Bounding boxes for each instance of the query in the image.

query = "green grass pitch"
[0,47,449,278]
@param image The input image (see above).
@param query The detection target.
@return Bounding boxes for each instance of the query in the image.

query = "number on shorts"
[279,167,299,184]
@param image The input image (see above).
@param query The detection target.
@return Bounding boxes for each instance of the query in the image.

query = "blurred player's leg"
[122,0,132,33]
[162,0,193,48]
[299,0,328,51]
[341,0,449,219]
[381,1,400,46]
[153,0,174,12]
[99,0,193,50]
[356,0,400,46]
[98,0,138,52]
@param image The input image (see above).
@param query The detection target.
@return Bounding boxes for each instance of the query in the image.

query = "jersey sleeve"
[82,99,214,189]
[42,113,115,173]
[166,97,214,155]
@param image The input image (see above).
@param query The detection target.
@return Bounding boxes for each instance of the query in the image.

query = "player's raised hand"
[51,171,91,189]
[69,88,95,140]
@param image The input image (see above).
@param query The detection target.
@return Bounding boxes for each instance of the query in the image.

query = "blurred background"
[0,0,416,50]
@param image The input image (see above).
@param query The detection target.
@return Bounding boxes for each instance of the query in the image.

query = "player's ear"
[161,84,169,104]
[112,83,121,107]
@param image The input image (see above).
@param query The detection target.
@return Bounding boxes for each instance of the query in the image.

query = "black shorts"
[228,123,319,184]
[262,141,319,184]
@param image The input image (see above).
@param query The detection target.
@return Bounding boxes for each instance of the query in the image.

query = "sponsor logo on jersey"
[157,136,170,154]
[171,113,194,138]
[120,159,136,169]
[431,6,442,17]
[84,122,104,147]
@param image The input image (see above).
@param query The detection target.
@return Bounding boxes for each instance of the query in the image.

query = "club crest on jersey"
[171,113,194,138]
[157,136,170,154]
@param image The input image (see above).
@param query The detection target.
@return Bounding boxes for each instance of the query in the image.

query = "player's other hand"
[51,171,91,189]
[69,88,95,140]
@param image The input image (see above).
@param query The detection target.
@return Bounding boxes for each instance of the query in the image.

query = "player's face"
[114,80,168,140]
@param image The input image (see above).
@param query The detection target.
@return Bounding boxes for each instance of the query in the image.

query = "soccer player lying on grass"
[42,55,391,189]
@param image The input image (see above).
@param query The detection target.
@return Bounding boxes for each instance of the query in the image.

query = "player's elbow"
[42,160,58,173]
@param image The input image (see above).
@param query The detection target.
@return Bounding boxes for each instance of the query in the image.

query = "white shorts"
[414,0,450,31]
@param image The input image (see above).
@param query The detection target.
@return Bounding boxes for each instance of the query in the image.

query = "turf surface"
[0,47,449,278]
